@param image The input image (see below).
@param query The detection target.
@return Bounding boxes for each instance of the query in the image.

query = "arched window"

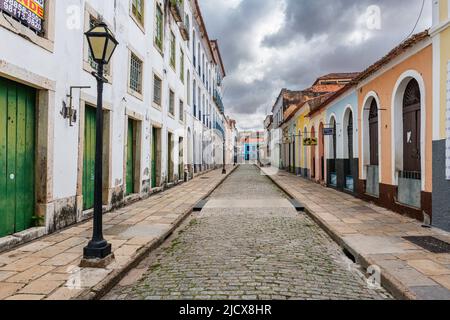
[187,71,191,106]
[347,111,353,160]
[402,79,421,173]
[193,79,196,116]
[192,31,196,66]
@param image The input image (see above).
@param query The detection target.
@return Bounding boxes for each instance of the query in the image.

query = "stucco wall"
[357,44,433,193]
[326,90,359,160]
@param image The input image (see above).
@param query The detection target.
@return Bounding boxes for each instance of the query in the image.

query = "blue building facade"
[325,89,359,193]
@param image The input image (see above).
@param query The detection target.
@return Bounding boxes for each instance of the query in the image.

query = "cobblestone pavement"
[105,165,390,300]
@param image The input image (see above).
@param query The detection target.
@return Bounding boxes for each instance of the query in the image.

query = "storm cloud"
[199,0,431,130]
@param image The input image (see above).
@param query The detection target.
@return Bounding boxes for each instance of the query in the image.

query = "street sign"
[323,127,335,136]
[303,138,318,146]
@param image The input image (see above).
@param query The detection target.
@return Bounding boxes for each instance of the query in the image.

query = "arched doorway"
[319,123,325,182]
[402,79,421,173]
[310,126,316,180]
[328,117,337,187]
[366,98,380,196]
[187,128,193,179]
[343,109,354,191]
[395,78,422,208]
[303,127,308,177]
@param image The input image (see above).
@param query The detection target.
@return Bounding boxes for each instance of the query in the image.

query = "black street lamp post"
[82,22,118,262]
[222,130,226,174]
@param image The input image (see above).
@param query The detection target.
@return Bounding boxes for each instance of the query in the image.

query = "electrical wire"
[404,0,426,40]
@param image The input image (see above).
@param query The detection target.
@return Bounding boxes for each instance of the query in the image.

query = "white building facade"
[0,0,229,244]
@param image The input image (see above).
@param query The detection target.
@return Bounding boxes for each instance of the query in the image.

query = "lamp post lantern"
[82,22,118,262]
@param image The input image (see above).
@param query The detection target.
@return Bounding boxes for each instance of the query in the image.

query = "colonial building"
[0,0,231,245]
[430,0,450,231]
[278,73,356,177]
[355,31,432,223]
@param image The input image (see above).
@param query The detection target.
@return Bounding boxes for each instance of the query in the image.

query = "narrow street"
[104,165,390,300]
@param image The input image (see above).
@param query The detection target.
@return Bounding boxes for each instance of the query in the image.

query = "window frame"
[127,48,144,100]
[152,72,163,109]
[83,5,113,83]
[179,99,184,123]
[170,31,176,70]
[130,0,145,32]
[180,48,185,83]
[154,2,164,54]
[168,88,176,118]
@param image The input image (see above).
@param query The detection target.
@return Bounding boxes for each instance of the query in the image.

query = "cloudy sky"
[198,0,432,131]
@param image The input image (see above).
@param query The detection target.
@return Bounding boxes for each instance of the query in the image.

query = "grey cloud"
[199,0,431,130]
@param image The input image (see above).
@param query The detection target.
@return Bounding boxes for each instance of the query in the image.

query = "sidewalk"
[261,167,450,300]
[0,166,237,300]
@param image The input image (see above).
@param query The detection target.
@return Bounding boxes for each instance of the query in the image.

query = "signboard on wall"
[446,61,450,180]
[303,138,318,147]
[323,128,335,136]
[0,0,44,33]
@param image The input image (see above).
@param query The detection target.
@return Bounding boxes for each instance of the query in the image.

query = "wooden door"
[83,106,96,210]
[347,112,354,161]
[179,137,184,180]
[152,127,157,188]
[0,77,35,237]
[369,100,379,166]
[403,80,421,173]
[126,119,135,196]
[168,133,173,182]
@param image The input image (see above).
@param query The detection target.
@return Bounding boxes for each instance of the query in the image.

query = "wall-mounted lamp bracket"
[62,86,91,126]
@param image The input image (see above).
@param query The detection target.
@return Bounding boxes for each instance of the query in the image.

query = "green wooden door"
[151,127,157,188]
[83,106,96,210]
[179,137,184,181]
[126,119,135,196]
[0,77,35,237]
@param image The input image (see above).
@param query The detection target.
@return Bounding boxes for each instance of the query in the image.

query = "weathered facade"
[0,0,232,245]
[355,31,433,222]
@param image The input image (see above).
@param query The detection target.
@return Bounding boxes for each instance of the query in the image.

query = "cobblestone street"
[105,165,390,300]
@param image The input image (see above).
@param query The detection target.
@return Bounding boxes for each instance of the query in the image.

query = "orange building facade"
[356,33,433,221]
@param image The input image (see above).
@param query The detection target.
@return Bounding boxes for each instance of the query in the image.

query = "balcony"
[214,90,225,113]
[214,121,225,139]
[179,11,190,41]
[170,0,183,23]
[179,23,189,41]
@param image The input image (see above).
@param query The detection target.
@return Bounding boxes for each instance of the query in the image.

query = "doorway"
[0,77,36,237]
[151,127,162,188]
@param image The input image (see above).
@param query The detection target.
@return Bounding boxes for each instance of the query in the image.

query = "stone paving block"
[431,275,450,290]
[0,271,17,281]
[31,245,70,258]
[4,265,55,283]
[113,245,142,257]
[0,250,29,265]
[19,280,64,295]
[0,256,47,272]
[0,282,24,299]
[5,294,45,300]
[17,241,55,252]
[407,260,450,276]
[41,252,82,267]
[410,285,450,300]
[45,287,86,300]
